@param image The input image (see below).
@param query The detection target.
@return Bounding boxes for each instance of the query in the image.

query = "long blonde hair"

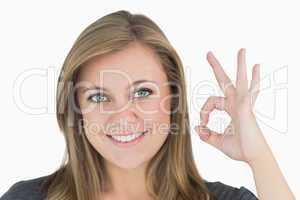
[41,10,216,200]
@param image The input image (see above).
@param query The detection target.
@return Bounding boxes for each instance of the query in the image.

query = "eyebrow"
[82,79,158,93]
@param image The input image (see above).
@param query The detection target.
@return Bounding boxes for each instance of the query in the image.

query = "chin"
[108,155,150,170]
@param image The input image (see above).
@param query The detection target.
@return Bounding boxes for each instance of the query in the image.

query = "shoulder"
[0,175,50,200]
[204,180,259,200]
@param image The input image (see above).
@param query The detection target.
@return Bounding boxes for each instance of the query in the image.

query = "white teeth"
[110,132,144,143]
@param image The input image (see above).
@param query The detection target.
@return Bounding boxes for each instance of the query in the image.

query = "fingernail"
[194,126,203,132]
[207,51,213,58]
[195,126,208,134]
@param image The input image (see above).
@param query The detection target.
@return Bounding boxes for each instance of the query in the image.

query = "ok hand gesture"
[195,48,269,164]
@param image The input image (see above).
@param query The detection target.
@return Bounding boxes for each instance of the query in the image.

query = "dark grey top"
[0,175,258,200]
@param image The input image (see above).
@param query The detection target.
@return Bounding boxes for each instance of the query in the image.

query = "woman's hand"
[194,48,295,199]
[194,48,270,165]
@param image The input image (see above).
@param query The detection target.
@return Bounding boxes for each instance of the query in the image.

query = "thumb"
[194,125,224,151]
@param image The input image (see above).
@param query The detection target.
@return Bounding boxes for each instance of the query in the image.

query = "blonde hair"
[41,10,216,200]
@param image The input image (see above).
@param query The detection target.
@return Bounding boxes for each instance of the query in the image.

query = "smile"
[106,130,148,147]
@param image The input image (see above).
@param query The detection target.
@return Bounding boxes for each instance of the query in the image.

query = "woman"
[1,10,295,200]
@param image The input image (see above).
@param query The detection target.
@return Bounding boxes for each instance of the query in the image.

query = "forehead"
[77,42,167,86]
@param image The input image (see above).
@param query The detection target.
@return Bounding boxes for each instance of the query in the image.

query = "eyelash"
[87,87,153,103]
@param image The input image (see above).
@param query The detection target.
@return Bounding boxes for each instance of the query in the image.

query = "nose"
[116,105,138,123]
[109,101,140,134]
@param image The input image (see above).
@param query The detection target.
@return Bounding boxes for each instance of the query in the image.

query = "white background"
[0,0,299,198]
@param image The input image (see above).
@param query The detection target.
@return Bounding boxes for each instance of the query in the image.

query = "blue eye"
[87,93,108,103]
[133,87,153,98]
[87,88,153,103]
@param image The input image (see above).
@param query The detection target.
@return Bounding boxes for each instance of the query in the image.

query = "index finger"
[207,51,235,97]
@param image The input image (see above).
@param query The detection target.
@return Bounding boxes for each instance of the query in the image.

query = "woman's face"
[76,42,171,169]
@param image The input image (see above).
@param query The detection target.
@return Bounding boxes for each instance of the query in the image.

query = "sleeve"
[206,181,259,200]
[1,181,27,200]
[0,179,45,200]
[233,186,259,200]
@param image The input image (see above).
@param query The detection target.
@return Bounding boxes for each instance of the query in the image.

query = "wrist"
[247,147,274,169]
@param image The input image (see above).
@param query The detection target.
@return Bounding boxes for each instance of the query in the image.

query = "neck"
[103,160,152,199]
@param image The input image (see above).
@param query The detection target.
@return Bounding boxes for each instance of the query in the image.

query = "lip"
[106,130,148,148]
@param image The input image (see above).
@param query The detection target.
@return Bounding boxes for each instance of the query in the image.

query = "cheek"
[141,98,171,156]
[143,97,171,131]
[83,130,120,166]
[81,114,112,157]
[81,110,109,137]
[136,95,171,119]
